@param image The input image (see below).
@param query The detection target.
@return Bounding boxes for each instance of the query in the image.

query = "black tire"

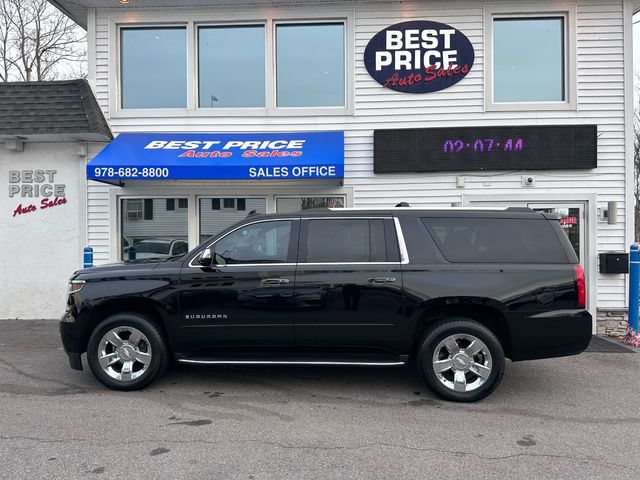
[417,318,505,402]
[86,313,169,391]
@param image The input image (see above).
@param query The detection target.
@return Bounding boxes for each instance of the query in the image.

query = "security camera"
[521,175,536,187]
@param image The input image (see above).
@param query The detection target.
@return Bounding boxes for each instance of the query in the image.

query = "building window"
[120,27,187,109]
[199,198,267,242]
[223,198,235,209]
[116,15,350,114]
[143,199,153,220]
[178,198,188,209]
[125,199,143,221]
[121,198,188,261]
[198,26,266,108]
[276,196,345,213]
[166,199,175,211]
[276,23,345,108]
[493,18,564,103]
[485,6,575,111]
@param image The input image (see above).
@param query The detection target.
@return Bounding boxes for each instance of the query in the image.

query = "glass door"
[527,203,585,264]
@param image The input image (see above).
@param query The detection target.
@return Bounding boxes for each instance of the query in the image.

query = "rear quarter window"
[421,217,569,263]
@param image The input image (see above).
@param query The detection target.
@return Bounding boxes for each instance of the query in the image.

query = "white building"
[0,80,112,318]
[26,0,636,333]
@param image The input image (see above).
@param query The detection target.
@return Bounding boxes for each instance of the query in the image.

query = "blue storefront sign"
[364,20,475,94]
[87,131,344,181]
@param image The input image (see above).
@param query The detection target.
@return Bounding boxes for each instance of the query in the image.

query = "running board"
[177,354,407,367]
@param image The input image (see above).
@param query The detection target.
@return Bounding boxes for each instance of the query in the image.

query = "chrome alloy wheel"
[97,327,152,381]
[431,334,493,393]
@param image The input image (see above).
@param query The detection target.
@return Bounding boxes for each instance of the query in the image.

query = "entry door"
[293,217,406,352]
[179,219,299,350]
[527,203,585,264]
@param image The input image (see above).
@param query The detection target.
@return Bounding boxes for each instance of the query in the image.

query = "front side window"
[213,221,292,264]
[121,27,187,109]
[198,25,266,108]
[492,17,565,103]
[276,23,345,107]
[121,198,188,261]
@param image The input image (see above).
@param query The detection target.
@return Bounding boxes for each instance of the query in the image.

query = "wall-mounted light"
[119,0,130,4]
[600,201,619,225]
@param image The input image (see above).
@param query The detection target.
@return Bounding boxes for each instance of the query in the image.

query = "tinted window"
[493,18,564,102]
[307,219,386,263]
[121,28,187,108]
[422,218,568,263]
[198,26,265,108]
[276,23,345,107]
[214,221,291,264]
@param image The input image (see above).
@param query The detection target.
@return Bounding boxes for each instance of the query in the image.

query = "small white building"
[28,0,637,333]
[0,80,112,319]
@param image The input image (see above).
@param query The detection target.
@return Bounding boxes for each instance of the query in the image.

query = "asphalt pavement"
[0,320,639,480]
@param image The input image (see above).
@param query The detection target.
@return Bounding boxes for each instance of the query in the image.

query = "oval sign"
[364,20,475,93]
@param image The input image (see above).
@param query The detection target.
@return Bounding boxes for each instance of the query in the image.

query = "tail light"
[574,265,586,309]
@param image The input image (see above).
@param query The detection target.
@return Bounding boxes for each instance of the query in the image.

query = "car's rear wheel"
[87,313,169,391]
[417,318,505,402]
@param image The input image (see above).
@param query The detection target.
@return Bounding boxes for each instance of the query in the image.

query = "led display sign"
[374,125,597,173]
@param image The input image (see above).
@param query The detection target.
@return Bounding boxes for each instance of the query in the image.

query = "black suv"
[60,207,591,402]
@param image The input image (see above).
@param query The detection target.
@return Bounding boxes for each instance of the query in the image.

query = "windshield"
[134,241,171,254]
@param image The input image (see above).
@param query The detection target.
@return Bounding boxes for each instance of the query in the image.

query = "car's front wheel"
[86,313,169,391]
[417,318,505,402]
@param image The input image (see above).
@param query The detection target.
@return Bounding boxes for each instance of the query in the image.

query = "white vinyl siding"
[87,0,628,310]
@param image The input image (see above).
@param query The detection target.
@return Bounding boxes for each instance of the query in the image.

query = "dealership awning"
[86,131,344,186]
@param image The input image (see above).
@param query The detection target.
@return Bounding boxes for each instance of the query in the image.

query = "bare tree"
[0,0,85,81]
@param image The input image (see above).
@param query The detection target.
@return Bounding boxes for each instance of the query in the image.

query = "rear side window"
[422,217,568,263]
[306,219,386,263]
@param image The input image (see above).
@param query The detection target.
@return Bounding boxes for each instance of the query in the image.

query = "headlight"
[68,280,85,294]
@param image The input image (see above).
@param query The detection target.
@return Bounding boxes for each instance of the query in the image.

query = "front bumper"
[59,317,84,370]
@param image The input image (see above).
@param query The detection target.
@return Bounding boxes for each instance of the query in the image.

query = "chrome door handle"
[263,278,290,285]
[367,277,396,284]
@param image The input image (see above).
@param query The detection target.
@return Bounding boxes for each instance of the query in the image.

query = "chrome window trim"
[393,217,410,265]
[188,215,405,268]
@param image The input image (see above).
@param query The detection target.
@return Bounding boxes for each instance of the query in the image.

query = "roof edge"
[47,1,87,30]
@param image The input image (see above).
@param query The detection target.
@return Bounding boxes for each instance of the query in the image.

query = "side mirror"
[199,248,213,267]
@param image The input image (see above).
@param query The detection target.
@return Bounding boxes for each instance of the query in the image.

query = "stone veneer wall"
[596,309,628,336]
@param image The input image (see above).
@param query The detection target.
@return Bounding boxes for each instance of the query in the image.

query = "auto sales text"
[374,27,470,87]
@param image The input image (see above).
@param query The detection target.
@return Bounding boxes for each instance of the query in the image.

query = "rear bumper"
[508,310,592,361]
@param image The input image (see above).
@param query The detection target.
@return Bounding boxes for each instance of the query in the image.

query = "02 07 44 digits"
[443,138,524,153]
[93,167,170,178]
